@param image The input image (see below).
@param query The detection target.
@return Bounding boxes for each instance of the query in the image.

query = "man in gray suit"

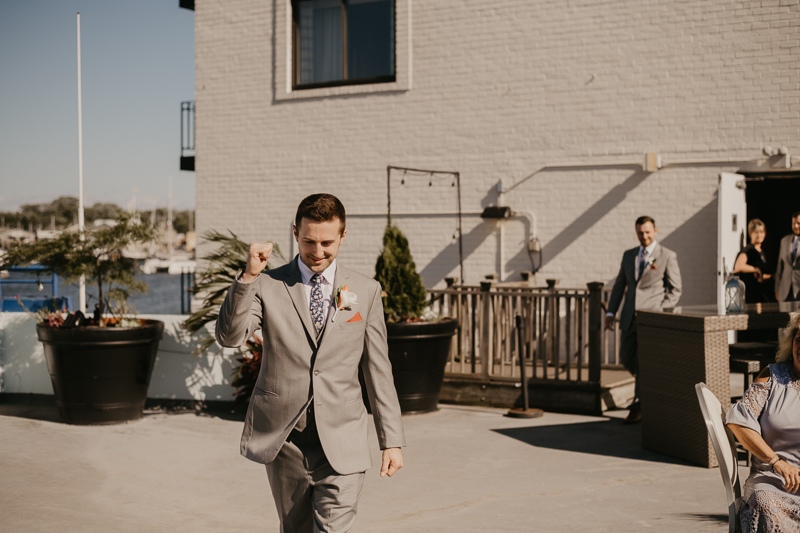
[605,216,682,424]
[774,211,800,302]
[216,193,405,533]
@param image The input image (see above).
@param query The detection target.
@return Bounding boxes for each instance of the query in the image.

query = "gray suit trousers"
[619,320,640,406]
[266,415,365,533]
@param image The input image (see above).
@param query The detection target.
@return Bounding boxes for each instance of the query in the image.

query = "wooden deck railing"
[428,281,610,386]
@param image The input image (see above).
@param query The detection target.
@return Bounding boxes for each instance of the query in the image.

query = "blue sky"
[0,1,195,213]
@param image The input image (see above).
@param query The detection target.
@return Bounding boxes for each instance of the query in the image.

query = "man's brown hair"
[635,215,656,228]
[295,193,346,234]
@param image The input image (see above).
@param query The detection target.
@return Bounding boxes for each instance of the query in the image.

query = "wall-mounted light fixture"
[480,206,512,219]
[643,153,661,172]
[480,206,542,275]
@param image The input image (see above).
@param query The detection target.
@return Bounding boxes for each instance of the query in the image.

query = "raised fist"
[243,242,273,283]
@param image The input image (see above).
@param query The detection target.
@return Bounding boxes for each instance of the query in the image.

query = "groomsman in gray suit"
[774,211,800,302]
[216,194,405,533]
[605,216,682,424]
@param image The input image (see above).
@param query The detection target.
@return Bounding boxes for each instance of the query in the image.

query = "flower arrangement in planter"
[374,225,458,414]
[182,230,284,405]
[0,216,164,424]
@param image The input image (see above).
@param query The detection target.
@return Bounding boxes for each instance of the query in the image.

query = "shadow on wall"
[0,314,51,394]
[418,218,495,288]
[540,169,650,269]
[660,200,717,306]
[143,315,238,402]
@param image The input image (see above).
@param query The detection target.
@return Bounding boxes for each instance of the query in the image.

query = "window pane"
[298,0,342,85]
[346,0,394,80]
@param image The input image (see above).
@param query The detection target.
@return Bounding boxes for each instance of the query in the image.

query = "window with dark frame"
[292,0,395,89]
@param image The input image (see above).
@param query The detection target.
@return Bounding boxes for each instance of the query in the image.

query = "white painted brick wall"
[194,0,800,306]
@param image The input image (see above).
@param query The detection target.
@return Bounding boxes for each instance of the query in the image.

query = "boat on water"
[140,256,196,275]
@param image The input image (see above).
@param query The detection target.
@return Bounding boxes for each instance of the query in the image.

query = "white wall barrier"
[0,313,241,402]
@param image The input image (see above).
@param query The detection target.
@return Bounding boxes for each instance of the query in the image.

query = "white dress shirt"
[606,240,658,318]
[296,256,337,324]
[635,240,658,281]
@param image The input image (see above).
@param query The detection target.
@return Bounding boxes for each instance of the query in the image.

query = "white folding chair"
[695,382,743,533]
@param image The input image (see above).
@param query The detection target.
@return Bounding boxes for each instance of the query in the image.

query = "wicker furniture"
[729,342,778,393]
[637,303,798,468]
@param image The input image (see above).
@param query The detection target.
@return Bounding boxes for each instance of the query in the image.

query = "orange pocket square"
[346,312,363,323]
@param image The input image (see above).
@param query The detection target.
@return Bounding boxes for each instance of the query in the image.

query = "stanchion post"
[587,281,604,385]
[507,313,543,418]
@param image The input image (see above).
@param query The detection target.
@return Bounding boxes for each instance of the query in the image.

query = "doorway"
[743,176,800,296]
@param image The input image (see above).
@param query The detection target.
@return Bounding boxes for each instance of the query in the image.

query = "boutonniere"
[649,258,658,270]
[331,285,358,322]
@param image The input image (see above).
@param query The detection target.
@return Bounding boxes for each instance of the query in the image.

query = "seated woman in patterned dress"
[727,311,800,532]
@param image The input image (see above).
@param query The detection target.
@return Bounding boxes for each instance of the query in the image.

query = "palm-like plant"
[183,230,285,353]
[183,230,284,403]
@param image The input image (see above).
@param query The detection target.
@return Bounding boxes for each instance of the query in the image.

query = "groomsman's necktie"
[638,249,648,280]
[310,274,325,332]
[792,238,799,263]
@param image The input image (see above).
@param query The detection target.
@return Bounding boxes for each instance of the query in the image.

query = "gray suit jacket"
[607,243,682,331]
[215,256,405,475]
[774,234,800,301]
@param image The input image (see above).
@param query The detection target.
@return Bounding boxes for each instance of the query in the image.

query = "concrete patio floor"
[0,403,734,532]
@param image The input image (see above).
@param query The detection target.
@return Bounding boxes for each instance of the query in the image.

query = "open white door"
[717,172,747,313]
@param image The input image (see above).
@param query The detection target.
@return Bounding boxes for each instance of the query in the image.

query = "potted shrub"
[0,216,163,425]
[182,230,285,406]
[375,225,458,414]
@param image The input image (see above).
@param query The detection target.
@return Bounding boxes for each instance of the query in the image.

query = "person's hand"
[242,242,273,283]
[753,267,763,282]
[380,448,403,477]
[604,316,616,331]
[774,459,800,493]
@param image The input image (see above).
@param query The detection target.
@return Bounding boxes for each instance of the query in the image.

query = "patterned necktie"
[638,249,648,280]
[310,274,325,332]
[792,238,799,263]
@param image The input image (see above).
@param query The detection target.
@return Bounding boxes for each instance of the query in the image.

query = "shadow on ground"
[0,396,247,424]
[0,402,61,423]
[493,418,688,465]
[678,513,729,525]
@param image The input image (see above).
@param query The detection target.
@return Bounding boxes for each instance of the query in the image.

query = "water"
[3,270,188,315]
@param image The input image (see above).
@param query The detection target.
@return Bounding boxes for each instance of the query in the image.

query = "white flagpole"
[168,175,173,260]
[77,13,86,314]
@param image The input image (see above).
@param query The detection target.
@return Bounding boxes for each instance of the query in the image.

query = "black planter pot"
[36,320,165,425]
[386,318,458,414]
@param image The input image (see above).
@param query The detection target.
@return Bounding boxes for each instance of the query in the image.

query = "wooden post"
[587,282,604,385]
[546,279,559,370]
[480,281,493,381]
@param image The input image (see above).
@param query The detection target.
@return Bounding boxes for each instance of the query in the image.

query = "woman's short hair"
[747,218,765,236]
[775,311,800,364]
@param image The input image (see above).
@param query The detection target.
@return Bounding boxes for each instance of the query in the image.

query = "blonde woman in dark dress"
[734,219,774,304]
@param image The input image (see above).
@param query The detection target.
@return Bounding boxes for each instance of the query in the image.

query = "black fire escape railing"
[180,101,195,171]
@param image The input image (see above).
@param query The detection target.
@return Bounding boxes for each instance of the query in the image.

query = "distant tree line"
[0,196,195,235]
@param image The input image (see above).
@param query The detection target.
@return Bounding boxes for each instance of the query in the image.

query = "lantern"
[725,275,746,313]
